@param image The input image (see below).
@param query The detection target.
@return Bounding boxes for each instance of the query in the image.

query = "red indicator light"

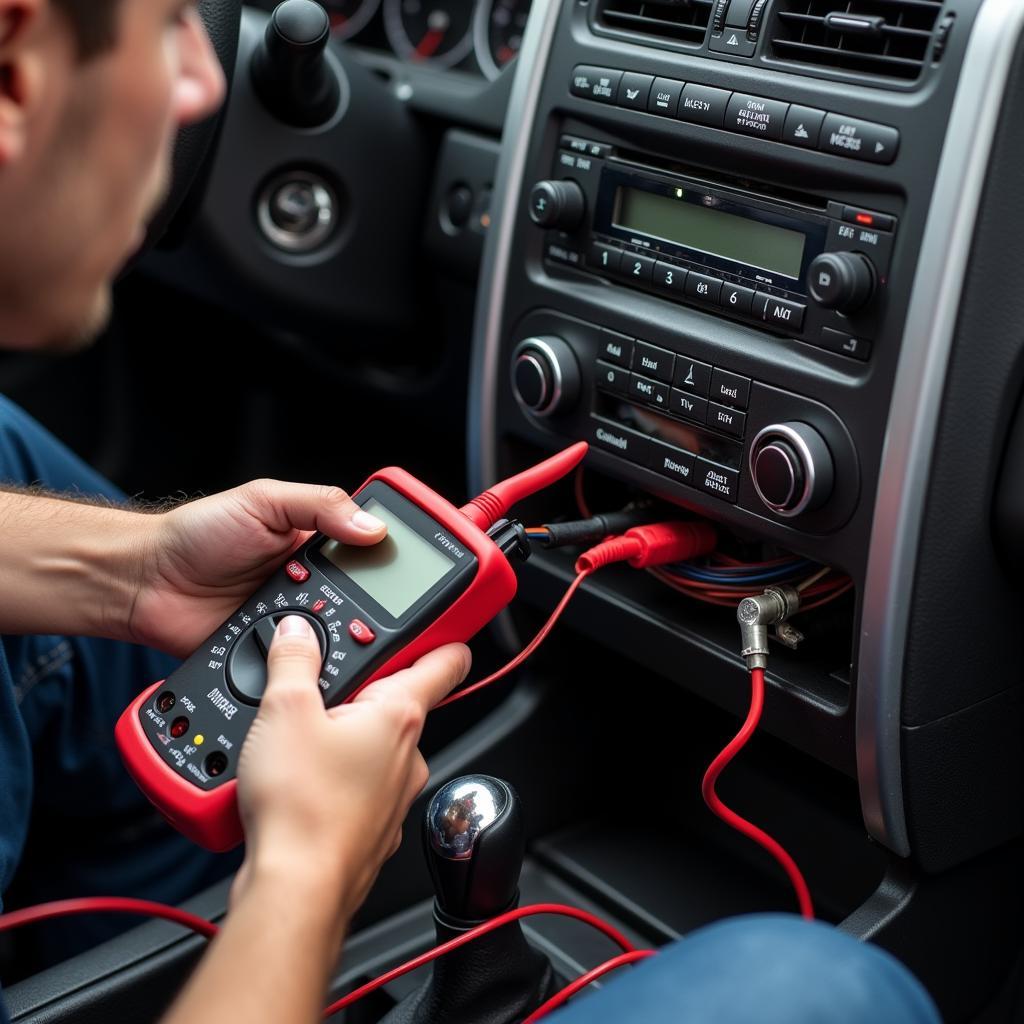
[170,716,190,739]
[855,213,874,226]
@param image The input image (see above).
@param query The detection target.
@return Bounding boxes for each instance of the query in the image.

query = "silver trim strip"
[467,0,563,499]
[858,0,1024,856]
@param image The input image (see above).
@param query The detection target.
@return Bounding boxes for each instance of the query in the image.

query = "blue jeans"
[551,914,941,1023]
[0,395,239,973]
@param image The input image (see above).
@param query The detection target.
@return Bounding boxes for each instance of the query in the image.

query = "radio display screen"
[614,187,807,280]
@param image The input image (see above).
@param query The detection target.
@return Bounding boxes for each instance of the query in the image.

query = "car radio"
[529,137,897,363]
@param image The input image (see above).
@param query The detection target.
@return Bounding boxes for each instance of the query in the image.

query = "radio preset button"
[618,252,656,284]
[633,341,675,382]
[588,242,621,274]
[677,84,732,128]
[648,77,685,116]
[629,373,669,410]
[618,72,655,110]
[596,360,630,395]
[707,402,747,438]
[570,66,622,103]
[696,459,739,504]
[710,369,751,409]
[756,293,806,331]
[649,441,697,486]
[653,261,688,297]
[674,356,712,395]
[719,283,755,317]
[599,330,633,367]
[670,389,708,424]
[560,135,611,158]
[726,94,790,141]
[685,272,723,305]
[782,105,826,149]
[820,114,899,164]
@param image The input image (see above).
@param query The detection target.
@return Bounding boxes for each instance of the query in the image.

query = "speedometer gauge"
[322,0,382,40]
[384,0,477,66]
[474,0,530,80]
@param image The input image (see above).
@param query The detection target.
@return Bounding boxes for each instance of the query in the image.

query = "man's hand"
[234,617,471,928]
[128,480,387,657]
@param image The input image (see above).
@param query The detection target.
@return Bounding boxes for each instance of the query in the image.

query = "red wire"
[701,668,815,920]
[321,903,639,1017]
[436,569,592,708]
[521,949,657,1023]
[0,897,219,939]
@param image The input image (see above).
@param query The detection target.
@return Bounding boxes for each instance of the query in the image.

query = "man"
[0,0,470,1018]
[0,2,942,1022]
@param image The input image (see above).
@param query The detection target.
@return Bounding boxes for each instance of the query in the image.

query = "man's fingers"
[238,479,387,547]
[354,644,472,714]
[260,616,326,715]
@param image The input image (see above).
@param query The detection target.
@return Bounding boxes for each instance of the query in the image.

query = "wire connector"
[736,585,801,670]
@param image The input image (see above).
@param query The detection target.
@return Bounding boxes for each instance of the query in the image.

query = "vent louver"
[768,0,944,82]
[596,0,714,46]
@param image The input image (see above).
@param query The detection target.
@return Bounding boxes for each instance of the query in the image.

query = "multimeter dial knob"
[749,422,834,518]
[226,611,328,704]
[511,337,580,418]
[528,180,585,231]
[807,252,876,314]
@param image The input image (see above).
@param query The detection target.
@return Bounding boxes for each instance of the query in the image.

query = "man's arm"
[0,480,386,653]
[159,620,471,1024]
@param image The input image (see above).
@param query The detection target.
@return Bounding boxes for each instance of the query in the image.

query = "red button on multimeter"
[116,443,588,851]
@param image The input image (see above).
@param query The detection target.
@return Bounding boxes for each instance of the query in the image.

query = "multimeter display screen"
[319,499,456,618]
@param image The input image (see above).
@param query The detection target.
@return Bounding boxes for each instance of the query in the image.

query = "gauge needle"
[415,27,445,57]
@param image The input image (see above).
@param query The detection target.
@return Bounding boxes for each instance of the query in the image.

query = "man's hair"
[52,0,121,58]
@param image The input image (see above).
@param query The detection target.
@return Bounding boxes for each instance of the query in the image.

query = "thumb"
[260,615,325,716]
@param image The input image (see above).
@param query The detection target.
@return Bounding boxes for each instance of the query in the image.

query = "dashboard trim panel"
[856,0,1024,856]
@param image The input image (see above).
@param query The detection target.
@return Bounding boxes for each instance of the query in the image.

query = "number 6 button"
[654,260,688,297]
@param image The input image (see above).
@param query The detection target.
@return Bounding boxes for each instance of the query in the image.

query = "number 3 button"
[654,260,688,297]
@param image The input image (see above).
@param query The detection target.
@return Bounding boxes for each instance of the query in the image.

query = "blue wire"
[665,562,811,586]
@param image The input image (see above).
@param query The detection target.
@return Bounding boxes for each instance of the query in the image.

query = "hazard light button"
[819,114,899,165]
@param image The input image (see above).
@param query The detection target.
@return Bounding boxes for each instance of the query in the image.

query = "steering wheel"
[144,0,243,247]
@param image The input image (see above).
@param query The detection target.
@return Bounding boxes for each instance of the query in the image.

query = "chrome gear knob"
[423,775,524,922]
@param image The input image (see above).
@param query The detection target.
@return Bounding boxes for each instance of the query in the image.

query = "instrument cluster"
[252,0,529,79]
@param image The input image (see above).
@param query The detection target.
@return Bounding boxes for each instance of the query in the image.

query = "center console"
[469,0,1024,876]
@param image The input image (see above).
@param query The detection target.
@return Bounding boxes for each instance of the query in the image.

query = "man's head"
[0,0,226,350]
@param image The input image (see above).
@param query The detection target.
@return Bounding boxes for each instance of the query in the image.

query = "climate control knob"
[749,423,834,518]
[528,180,585,231]
[511,337,580,418]
[807,252,876,314]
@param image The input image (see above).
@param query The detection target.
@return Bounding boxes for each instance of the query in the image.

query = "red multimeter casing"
[115,466,521,852]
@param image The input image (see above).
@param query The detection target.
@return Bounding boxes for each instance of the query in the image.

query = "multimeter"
[115,443,588,851]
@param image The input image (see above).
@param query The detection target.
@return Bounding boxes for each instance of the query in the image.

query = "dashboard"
[253,0,531,78]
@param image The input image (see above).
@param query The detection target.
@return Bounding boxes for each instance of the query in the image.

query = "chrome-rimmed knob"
[749,422,834,518]
[510,337,580,418]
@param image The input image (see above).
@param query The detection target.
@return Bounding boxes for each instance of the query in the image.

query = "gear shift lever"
[425,776,523,923]
[379,775,557,1024]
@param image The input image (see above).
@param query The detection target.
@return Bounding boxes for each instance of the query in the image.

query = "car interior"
[1,0,1024,1019]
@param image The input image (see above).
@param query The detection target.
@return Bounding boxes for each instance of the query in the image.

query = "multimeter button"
[349,619,376,645]
[285,560,311,584]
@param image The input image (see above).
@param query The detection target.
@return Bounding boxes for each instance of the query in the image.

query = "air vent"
[768,0,944,82]
[596,0,714,47]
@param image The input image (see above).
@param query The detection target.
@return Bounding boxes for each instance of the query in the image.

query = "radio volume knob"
[528,180,586,231]
[807,252,876,314]
[750,423,834,517]
[511,337,580,417]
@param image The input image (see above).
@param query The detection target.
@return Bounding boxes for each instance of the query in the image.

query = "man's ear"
[0,0,43,167]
